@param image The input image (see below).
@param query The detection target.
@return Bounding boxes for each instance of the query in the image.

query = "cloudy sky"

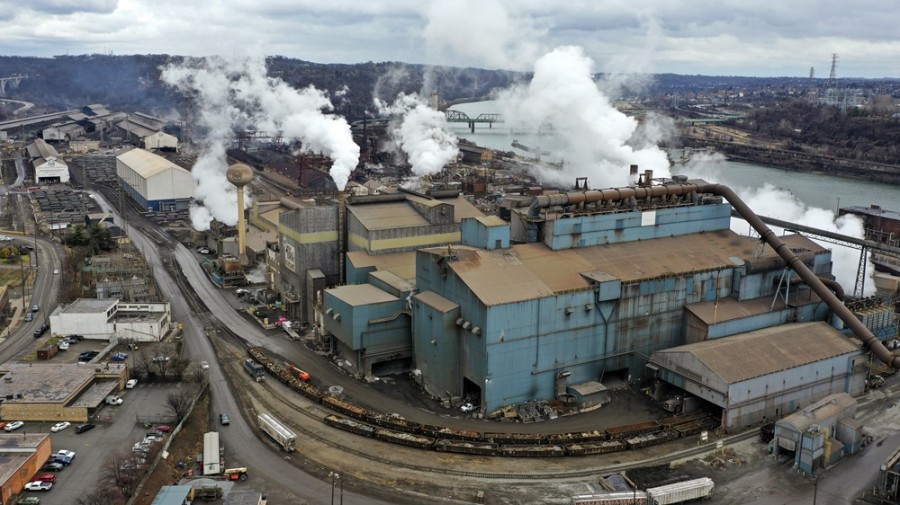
[1,0,898,78]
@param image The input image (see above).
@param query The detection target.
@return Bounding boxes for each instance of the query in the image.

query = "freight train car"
[571,491,648,504]
[258,412,297,452]
[565,440,628,456]
[374,428,435,449]
[646,477,714,504]
[434,439,499,456]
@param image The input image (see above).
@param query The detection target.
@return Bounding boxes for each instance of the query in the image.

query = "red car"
[155,425,172,433]
[36,473,57,483]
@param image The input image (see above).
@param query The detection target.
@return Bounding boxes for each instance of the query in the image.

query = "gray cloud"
[0,0,897,77]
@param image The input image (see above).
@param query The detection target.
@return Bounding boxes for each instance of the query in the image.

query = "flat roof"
[348,195,483,231]
[62,298,118,314]
[653,322,861,384]
[414,291,459,312]
[329,283,399,307]
[686,290,824,325]
[369,270,415,293]
[346,250,416,281]
[423,231,827,306]
[0,363,98,403]
[0,434,50,485]
[117,148,190,179]
[472,215,507,227]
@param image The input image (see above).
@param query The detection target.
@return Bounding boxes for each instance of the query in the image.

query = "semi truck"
[258,412,296,452]
[243,358,265,382]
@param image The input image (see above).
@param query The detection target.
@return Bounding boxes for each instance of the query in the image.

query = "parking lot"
[17,381,189,504]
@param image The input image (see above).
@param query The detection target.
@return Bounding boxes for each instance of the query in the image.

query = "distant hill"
[0,54,523,120]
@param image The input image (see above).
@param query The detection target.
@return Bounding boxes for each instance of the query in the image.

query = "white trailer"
[258,412,297,452]
[203,431,221,475]
[646,477,714,504]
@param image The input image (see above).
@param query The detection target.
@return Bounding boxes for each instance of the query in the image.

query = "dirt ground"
[133,391,210,505]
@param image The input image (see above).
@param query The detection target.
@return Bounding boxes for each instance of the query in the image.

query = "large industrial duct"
[527,181,900,369]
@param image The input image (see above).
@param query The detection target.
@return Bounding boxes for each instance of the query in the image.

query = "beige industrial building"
[0,363,128,422]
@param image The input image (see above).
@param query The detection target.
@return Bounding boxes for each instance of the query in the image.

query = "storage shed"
[649,322,866,431]
[116,148,194,211]
[773,392,862,473]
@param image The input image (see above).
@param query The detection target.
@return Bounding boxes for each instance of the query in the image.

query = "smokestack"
[630,164,639,186]
[338,191,346,284]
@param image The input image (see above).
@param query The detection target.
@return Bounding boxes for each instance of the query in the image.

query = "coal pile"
[72,155,118,186]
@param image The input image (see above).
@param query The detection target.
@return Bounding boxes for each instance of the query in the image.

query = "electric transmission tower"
[828,54,838,83]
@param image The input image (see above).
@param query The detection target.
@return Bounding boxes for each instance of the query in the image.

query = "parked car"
[110,352,128,362]
[50,422,70,432]
[125,378,138,389]
[24,312,33,322]
[201,360,209,370]
[4,421,23,432]
[35,474,56,483]
[52,455,72,466]
[146,430,164,439]
[31,304,39,313]
[235,288,249,297]
[57,449,76,461]
[155,425,172,433]
[58,341,69,351]
[0,421,8,430]
[24,481,52,492]
[197,246,210,254]
[33,325,48,338]
[66,334,84,341]
[219,413,230,425]
[74,423,95,434]
[17,496,40,505]
[39,462,64,473]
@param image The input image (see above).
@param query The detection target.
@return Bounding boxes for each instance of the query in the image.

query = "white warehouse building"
[26,138,70,184]
[116,148,195,212]
[49,298,173,342]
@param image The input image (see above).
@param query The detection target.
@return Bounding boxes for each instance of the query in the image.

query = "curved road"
[92,192,393,505]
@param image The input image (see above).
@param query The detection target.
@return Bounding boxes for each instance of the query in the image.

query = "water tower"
[226,163,253,265]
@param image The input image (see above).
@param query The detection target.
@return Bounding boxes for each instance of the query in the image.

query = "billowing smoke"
[684,153,874,295]
[161,56,358,231]
[377,93,458,179]
[494,46,671,188]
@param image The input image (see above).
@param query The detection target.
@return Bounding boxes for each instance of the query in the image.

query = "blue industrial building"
[320,177,895,427]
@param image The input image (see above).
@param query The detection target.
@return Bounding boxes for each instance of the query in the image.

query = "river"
[445,100,900,212]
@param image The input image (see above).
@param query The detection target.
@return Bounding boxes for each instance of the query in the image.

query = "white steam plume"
[494,46,671,188]
[377,93,458,179]
[161,57,359,231]
[684,154,874,295]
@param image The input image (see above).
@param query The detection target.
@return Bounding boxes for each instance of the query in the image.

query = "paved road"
[94,191,393,505]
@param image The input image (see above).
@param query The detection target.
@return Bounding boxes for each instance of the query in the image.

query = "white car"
[460,402,476,413]
[4,421,23,432]
[57,449,76,460]
[125,378,138,388]
[25,480,53,491]
[201,361,209,370]
[50,422,71,432]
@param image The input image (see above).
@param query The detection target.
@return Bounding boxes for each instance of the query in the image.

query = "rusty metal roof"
[414,291,459,312]
[686,290,824,325]
[656,322,860,384]
[346,250,416,281]
[349,196,483,231]
[426,230,827,307]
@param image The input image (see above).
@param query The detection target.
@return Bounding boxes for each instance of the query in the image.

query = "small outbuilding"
[773,392,863,473]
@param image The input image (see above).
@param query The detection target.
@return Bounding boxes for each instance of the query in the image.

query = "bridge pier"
[469,121,475,134]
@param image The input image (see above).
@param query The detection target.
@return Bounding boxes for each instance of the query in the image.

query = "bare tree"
[166,388,195,422]
[99,449,144,499]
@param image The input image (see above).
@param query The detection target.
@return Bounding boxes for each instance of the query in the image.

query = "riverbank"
[682,137,900,185]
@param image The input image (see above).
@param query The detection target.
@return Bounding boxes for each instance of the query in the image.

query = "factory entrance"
[462,377,481,407]
[371,356,412,377]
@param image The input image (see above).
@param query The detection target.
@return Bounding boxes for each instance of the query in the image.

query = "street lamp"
[329,472,341,505]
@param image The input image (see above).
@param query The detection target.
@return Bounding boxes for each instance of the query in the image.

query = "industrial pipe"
[527,181,899,368]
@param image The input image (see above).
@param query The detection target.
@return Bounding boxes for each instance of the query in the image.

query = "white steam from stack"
[377,93,458,181]
[420,1,670,189]
[684,153,874,295]
[161,56,358,231]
